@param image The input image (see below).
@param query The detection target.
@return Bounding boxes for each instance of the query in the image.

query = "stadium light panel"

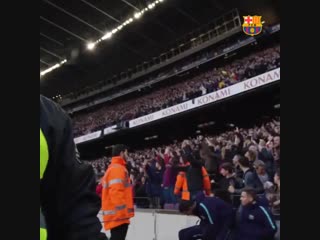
[40,59,67,77]
[134,12,142,19]
[40,64,59,76]
[87,42,95,50]
[124,19,131,25]
[148,3,155,9]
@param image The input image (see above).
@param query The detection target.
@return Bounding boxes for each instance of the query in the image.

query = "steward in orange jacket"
[101,145,134,240]
[174,156,212,201]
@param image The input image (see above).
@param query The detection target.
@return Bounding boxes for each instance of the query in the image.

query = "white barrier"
[99,209,280,240]
[156,213,198,240]
[99,210,198,240]
[127,211,157,240]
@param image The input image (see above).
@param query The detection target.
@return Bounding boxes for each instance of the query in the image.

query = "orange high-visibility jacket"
[174,166,211,200]
[101,156,134,230]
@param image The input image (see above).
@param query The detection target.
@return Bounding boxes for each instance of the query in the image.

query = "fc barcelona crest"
[242,16,263,36]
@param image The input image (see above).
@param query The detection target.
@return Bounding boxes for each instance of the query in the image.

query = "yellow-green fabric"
[40,228,47,240]
[40,128,49,240]
[40,129,49,179]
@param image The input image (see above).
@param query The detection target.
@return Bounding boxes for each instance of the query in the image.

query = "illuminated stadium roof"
[40,0,279,97]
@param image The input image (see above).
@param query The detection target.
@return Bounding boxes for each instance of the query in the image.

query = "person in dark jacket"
[258,139,275,178]
[200,141,219,175]
[253,160,270,185]
[162,148,178,205]
[178,193,234,240]
[40,95,107,240]
[228,156,264,195]
[234,188,277,240]
[215,162,243,205]
[232,154,244,179]
[174,154,212,202]
[134,176,149,208]
[145,160,164,208]
[218,163,241,191]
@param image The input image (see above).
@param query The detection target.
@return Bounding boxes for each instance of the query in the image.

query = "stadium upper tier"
[72,44,280,137]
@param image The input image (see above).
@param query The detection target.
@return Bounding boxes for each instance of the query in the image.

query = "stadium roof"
[40,0,279,97]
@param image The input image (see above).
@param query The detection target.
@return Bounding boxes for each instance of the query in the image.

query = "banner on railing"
[74,68,280,142]
[104,125,117,135]
[74,130,102,144]
[129,68,280,128]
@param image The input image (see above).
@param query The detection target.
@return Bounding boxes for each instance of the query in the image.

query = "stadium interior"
[40,0,280,239]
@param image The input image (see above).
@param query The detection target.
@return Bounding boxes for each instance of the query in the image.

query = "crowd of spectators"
[85,117,280,216]
[73,45,280,137]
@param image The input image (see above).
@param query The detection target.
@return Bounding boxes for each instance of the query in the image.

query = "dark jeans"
[110,223,129,240]
[179,225,203,240]
[163,186,177,204]
[179,224,232,240]
[150,196,161,209]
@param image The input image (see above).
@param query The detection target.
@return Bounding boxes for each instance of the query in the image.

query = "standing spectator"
[233,154,244,179]
[162,148,179,206]
[216,162,241,205]
[245,150,257,166]
[266,169,280,216]
[258,139,275,177]
[174,154,212,201]
[218,163,238,192]
[234,188,277,240]
[101,145,134,240]
[223,141,236,163]
[134,176,149,208]
[243,136,253,152]
[201,139,219,175]
[272,136,280,169]
[200,84,207,95]
[228,156,264,194]
[145,160,165,209]
[273,169,280,208]
[253,160,270,186]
